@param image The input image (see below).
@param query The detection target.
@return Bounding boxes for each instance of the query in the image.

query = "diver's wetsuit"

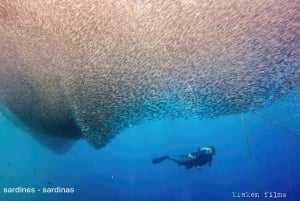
[152,146,216,169]
[168,151,213,169]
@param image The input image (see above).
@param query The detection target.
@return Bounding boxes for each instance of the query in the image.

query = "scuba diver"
[152,146,216,169]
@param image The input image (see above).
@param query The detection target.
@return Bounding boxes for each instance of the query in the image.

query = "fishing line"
[253,110,300,138]
[253,109,298,200]
[240,113,260,193]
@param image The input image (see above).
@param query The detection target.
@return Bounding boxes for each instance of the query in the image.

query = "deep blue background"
[0,94,299,201]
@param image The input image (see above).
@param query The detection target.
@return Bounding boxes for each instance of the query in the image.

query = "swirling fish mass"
[0,0,299,151]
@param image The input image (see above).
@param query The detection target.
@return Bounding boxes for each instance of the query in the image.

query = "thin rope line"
[240,113,260,193]
[253,110,299,199]
[253,110,300,138]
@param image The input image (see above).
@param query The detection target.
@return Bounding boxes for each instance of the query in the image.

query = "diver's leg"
[152,156,169,164]
[168,156,190,166]
[152,156,181,164]
[167,156,181,165]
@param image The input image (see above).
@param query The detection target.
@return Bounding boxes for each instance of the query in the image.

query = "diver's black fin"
[152,156,169,164]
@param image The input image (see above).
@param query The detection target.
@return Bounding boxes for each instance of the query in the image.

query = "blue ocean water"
[0,95,299,201]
